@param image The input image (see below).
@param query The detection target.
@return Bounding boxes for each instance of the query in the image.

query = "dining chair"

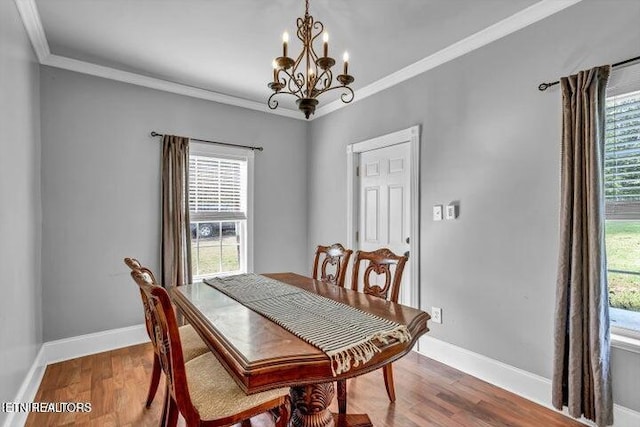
[337,248,408,413]
[312,243,353,287]
[124,257,209,408]
[130,269,290,427]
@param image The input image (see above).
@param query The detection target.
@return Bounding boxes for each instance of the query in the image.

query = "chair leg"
[164,393,179,427]
[146,353,162,408]
[382,363,396,402]
[337,379,347,414]
[160,384,169,427]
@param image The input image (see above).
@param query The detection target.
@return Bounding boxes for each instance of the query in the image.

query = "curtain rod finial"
[538,81,559,91]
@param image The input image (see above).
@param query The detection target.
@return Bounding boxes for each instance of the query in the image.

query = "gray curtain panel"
[552,65,613,426]
[161,135,192,287]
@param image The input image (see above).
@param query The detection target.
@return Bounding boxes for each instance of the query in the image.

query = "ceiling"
[26,0,579,119]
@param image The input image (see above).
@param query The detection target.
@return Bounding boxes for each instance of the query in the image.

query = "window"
[189,142,253,279]
[605,66,640,337]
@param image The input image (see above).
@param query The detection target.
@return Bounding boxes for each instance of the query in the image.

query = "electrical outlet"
[432,307,442,324]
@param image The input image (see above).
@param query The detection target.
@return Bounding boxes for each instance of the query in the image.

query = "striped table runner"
[205,273,411,376]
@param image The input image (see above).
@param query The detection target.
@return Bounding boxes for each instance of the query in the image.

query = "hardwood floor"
[26,343,583,426]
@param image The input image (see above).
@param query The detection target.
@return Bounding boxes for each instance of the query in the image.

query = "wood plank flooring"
[26,343,583,426]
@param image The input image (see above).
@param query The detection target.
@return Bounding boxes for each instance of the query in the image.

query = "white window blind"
[605,89,640,219]
[189,155,247,221]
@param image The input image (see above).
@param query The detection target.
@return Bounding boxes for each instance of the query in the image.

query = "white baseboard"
[417,336,640,427]
[42,324,148,365]
[3,346,46,427]
[3,324,148,427]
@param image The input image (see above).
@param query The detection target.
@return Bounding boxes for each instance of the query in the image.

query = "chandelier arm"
[294,48,305,66]
[269,90,304,110]
[312,85,355,104]
[311,20,324,43]
[267,92,279,110]
[296,17,307,45]
[307,23,321,64]
[322,76,331,90]
[291,49,305,78]
[315,68,332,90]
[310,20,324,45]
[289,71,302,94]
[271,89,303,100]
[309,47,320,64]
[340,86,355,103]
[279,67,304,95]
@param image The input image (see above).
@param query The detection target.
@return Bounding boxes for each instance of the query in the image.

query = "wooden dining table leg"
[336,379,347,414]
[289,382,334,427]
[289,382,372,427]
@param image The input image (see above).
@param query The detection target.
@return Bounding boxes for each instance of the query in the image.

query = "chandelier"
[268,0,355,119]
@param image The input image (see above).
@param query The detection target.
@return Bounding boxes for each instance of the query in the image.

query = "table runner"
[205,273,411,376]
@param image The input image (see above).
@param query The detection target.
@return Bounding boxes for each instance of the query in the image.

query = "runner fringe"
[327,325,411,376]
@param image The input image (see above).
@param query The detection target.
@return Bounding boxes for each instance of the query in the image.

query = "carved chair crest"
[313,243,353,287]
[124,257,142,270]
[352,248,408,303]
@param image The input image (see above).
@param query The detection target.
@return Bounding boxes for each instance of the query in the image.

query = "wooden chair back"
[124,257,160,346]
[351,248,408,303]
[312,243,353,287]
[130,270,198,421]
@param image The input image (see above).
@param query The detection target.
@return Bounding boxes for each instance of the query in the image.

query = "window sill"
[611,333,640,354]
[610,307,640,353]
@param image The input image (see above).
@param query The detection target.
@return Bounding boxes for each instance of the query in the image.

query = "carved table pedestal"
[289,382,372,427]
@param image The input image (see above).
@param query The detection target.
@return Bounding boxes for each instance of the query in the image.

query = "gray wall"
[0,0,43,421]
[308,0,640,411]
[40,67,308,341]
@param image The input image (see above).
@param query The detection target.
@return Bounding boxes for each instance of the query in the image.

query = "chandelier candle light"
[268,0,355,119]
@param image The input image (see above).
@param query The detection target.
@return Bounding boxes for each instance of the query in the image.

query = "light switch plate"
[446,204,456,220]
[433,205,443,221]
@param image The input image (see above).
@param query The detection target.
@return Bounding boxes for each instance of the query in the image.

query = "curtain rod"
[538,55,640,91]
[150,131,263,151]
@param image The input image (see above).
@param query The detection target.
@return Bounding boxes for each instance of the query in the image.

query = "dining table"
[170,272,430,427]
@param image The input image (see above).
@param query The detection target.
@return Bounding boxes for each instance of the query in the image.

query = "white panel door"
[358,142,412,306]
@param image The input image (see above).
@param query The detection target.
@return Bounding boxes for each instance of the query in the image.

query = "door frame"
[346,125,420,309]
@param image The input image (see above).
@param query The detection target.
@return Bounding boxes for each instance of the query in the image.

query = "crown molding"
[14,0,50,62]
[15,0,582,121]
[41,54,302,119]
[313,0,584,119]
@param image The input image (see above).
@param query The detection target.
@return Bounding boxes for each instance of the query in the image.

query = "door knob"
[406,237,410,244]
[404,251,410,259]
